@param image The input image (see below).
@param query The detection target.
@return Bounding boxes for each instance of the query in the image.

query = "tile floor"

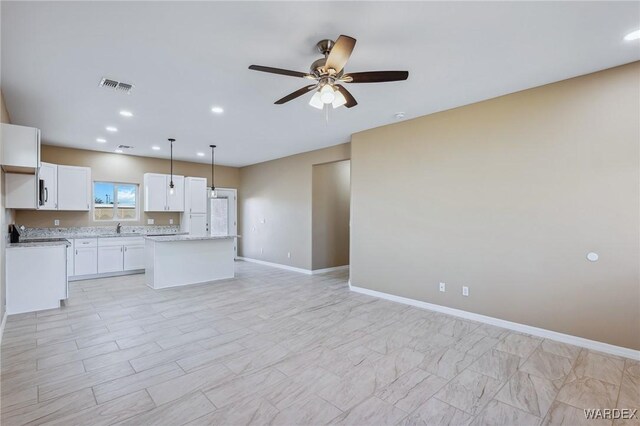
[1,261,638,425]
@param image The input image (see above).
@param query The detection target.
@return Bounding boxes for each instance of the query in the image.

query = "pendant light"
[209,144,217,198]
[168,138,175,195]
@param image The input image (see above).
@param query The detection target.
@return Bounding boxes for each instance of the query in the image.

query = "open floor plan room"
[1,1,639,425]
[1,262,637,425]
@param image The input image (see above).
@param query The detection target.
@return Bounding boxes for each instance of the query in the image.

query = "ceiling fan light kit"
[249,34,409,110]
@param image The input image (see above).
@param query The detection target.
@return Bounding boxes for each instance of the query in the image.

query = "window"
[93,182,138,221]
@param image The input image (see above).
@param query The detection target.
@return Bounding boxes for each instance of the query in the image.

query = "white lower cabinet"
[74,238,98,276]
[98,245,124,273]
[68,237,145,280]
[124,244,145,270]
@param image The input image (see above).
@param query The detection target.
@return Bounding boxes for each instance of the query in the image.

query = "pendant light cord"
[210,144,217,191]
[168,138,175,187]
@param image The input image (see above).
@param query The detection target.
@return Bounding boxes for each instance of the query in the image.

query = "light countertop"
[144,235,239,242]
[20,231,187,240]
[7,239,72,248]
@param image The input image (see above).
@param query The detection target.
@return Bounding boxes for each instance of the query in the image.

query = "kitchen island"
[145,235,237,289]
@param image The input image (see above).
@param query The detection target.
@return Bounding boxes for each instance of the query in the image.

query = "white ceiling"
[2,2,639,167]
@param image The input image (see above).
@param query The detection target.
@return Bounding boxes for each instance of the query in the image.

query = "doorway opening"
[311,159,351,271]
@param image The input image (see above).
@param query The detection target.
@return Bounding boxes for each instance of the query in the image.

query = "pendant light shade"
[209,144,217,198]
[168,139,175,195]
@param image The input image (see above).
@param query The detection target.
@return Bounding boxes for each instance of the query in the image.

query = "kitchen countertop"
[145,235,239,242]
[7,238,72,248]
[20,231,187,240]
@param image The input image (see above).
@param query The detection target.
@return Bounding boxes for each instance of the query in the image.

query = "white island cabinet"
[145,235,236,289]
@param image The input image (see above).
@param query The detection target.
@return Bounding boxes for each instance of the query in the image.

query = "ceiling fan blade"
[249,65,311,78]
[342,71,409,83]
[324,35,356,74]
[335,85,357,108]
[274,85,317,104]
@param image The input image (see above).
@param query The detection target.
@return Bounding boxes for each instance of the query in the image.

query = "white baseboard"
[311,265,350,275]
[238,257,312,275]
[349,282,639,360]
[0,311,7,346]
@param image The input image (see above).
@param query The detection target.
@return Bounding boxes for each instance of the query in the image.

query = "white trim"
[349,282,639,360]
[0,311,7,345]
[238,257,312,275]
[311,265,350,275]
[69,269,144,282]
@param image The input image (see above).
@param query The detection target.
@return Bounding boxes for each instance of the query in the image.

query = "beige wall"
[312,160,350,270]
[1,88,13,321]
[350,62,640,350]
[239,143,350,270]
[15,145,240,228]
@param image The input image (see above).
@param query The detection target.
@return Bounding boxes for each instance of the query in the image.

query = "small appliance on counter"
[9,224,20,243]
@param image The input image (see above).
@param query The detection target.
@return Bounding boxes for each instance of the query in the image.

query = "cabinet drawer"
[75,238,98,248]
[98,236,144,247]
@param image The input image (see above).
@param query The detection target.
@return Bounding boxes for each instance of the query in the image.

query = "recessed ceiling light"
[196,152,205,157]
[96,138,107,143]
[114,149,123,153]
[119,110,133,117]
[211,106,224,114]
[151,146,161,150]
[106,126,118,132]
[624,29,640,41]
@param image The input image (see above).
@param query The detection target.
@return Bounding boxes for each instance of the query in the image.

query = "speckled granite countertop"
[145,235,239,242]
[19,225,185,240]
[7,238,72,248]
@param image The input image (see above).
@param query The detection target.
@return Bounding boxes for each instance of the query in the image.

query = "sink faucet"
[116,223,121,234]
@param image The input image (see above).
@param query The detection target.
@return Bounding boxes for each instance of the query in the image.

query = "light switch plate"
[439,282,446,292]
[169,219,174,225]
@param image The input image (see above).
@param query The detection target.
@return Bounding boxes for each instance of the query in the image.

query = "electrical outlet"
[462,286,469,297]
[169,219,174,225]
[54,219,60,226]
[287,252,291,258]
[147,218,154,225]
[439,282,446,292]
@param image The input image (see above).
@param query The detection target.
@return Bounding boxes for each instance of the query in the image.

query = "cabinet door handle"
[125,247,127,252]
[44,187,48,203]
[75,249,78,255]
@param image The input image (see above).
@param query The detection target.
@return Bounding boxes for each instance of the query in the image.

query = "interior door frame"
[212,187,238,258]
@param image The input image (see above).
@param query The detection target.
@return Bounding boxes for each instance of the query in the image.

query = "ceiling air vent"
[99,77,134,94]
[117,144,134,150]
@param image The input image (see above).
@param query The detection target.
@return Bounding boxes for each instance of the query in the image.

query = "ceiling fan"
[248,35,409,109]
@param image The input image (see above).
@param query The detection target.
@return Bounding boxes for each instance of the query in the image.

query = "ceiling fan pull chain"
[325,103,329,124]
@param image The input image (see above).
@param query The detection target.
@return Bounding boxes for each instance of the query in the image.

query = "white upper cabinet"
[39,162,58,210]
[5,173,38,209]
[57,165,91,211]
[185,177,208,214]
[1,123,40,173]
[144,173,184,212]
[144,173,167,212]
[167,175,185,212]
